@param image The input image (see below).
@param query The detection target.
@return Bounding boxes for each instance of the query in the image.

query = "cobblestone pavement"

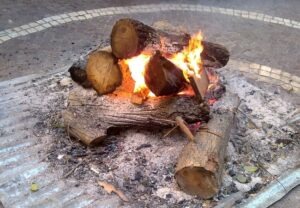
[0,0,299,207]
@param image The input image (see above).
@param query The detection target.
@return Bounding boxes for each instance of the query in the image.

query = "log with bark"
[144,51,187,96]
[111,18,230,66]
[175,93,239,199]
[69,49,123,95]
[68,46,112,89]
[111,18,190,59]
[68,20,229,90]
[152,20,230,69]
[63,87,210,146]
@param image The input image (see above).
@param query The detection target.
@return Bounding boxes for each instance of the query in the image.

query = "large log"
[144,51,187,96]
[175,93,239,199]
[111,18,190,59]
[152,20,230,68]
[63,87,210,146]
[86,50,122,95]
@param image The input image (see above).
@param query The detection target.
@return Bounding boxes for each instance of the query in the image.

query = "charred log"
[63,87,210,146]
[201,41,230,68]
[144,51,187,96]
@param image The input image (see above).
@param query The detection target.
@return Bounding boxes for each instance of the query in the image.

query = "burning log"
[86,50,122,95]
[175,93,239,199]
[111,18,190,59]
[144,51,187,96]
[152,20,230,68]
[63,87,210,146]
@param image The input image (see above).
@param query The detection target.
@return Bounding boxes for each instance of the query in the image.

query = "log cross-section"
[144,51,187,96]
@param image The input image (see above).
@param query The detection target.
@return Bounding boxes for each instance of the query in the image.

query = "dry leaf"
[244,165,258,173]
[98,181,129,202]
[30,183,39,192]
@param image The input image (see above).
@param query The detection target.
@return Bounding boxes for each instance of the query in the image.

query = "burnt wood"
[144,51,187,96]
[63,87,210,146]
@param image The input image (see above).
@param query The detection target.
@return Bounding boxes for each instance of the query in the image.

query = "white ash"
[29,69,300,207]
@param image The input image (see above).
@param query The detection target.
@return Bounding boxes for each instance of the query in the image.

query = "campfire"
[66,18,232,199]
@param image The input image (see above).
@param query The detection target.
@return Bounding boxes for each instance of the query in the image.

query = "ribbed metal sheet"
[0,70,113,208]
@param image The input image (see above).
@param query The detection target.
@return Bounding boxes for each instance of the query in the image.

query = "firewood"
[110,18,190,59]
[144,51,187,96]
[86,51,122,95]
[63,87,210,146]
[201,41,230,69]
[152,20,230,68]
[188,69,209,103]
[175,93,239,199]
[68,46,112,88]
[175,116,195,142]
[68,59,92,88]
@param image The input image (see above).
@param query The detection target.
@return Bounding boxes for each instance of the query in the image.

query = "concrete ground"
[0,0,299,207]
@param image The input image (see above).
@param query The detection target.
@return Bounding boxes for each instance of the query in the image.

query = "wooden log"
[68,57,92,88]
[152,20,230,68]
[175,93,239,199]
[62,87,210,146]
[111,18,190,59]
[86,50,122,95]
[201,41,230,69]
[144,51,187,96]
[68,46,112,89]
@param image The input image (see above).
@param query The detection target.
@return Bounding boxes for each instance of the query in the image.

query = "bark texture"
[175,93,239,199]
[63,87,210,146]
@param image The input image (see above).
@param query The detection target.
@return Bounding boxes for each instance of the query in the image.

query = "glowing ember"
[123,54,150,95]
[122,32,206,97]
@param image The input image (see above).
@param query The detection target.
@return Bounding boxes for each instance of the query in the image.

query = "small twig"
[175,116,195,142]
[250,145,287,192]
[237,108,259,129]
[63,160,85,178]
[162,125,179,138]
[199,129,222,138]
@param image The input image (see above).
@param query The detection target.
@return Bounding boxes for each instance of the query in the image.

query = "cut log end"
[145,51,187,96]
[86,51,122,95]
[175,167,218,199]
[175,94,239,199]
[111,19,140,58]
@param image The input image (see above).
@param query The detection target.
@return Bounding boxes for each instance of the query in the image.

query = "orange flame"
[170,32,204,80]
[123,32,204,97]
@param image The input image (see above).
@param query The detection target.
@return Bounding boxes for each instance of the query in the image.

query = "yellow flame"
[123,54,150,94]
[123,31,204,97]
[169,32,204,80]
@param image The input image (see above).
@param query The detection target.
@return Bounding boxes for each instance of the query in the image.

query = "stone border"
[0,4,300,44]
[225,59,300,93]
[0,3,299,92]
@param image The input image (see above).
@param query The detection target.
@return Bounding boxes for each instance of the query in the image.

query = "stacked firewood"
[69,19,229,97]
[66,19,234,199]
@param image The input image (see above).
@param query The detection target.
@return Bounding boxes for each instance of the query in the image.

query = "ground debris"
[98,181,129,202]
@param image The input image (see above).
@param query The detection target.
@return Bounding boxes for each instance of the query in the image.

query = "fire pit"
[12,19,297,208]
[64,18,236,199]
